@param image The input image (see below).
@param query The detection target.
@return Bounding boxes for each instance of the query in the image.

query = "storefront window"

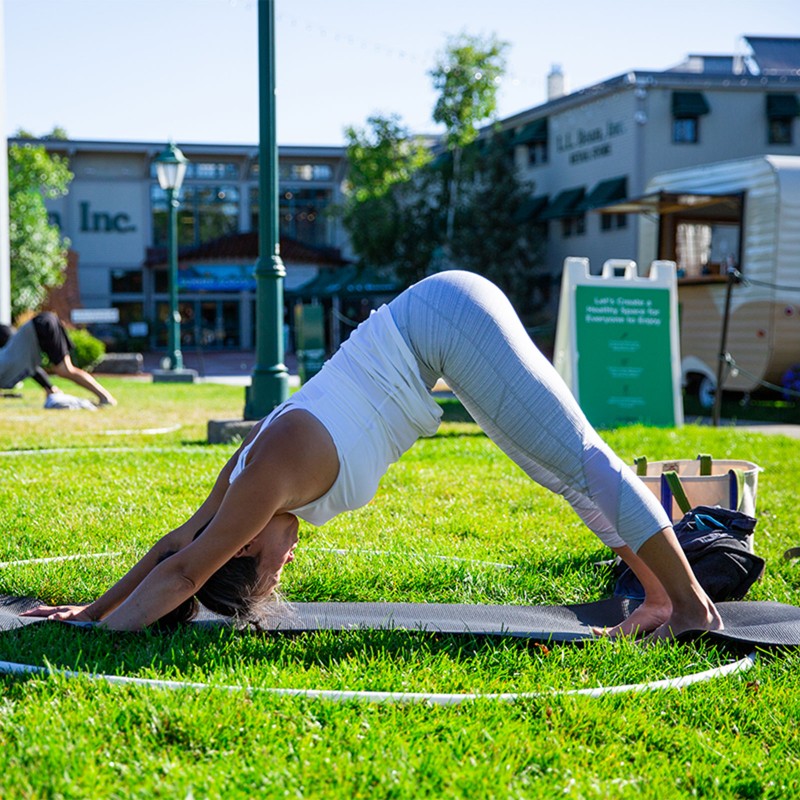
[768,117,793,145]
[150,161,239,181]
[527,141,548,166]
[155,299,240,348]
[561,214,585,238]
[673,117,699,144]
[110,269,143,293]
[153,268,168,294]
[278,163,333,181]
[187,162,240,180]
[251,186,332,247]
[195,186,240,243]
[152,185,240,247]
[600,213,628,232]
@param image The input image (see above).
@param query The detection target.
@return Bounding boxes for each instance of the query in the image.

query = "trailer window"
[675,222,740,278]
[591,190,743,283]
[656,193,743,282]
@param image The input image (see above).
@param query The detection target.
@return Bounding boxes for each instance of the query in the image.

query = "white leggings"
[388,270,670,552]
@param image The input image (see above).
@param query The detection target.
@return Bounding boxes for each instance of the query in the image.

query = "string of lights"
[721,352,800,400]
[222,0,533,92]
[732,268,800,294]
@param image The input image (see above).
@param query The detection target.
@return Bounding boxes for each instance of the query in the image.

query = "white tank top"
[229,305,442,525]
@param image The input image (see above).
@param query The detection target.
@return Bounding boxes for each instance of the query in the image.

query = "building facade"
[12,35,800,352]
[21,139,350,350]
[501,36,800,283]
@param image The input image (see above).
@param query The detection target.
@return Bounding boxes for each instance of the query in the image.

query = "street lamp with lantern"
[153,141,195,380]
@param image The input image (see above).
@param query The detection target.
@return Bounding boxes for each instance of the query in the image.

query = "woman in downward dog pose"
[0,313,117,407]
[26,271,722,639]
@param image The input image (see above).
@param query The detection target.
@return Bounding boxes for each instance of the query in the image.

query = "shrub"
[67,328,106,370]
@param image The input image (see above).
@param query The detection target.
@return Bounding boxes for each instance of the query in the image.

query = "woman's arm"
[21,526,189,621]
[99,411,339,631]
[23,431,260,622]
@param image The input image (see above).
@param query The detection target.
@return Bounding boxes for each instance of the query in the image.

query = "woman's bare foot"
[593,599,672,638]
[647,600,724,641]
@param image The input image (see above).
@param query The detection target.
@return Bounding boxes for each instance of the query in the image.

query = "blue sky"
[4,0,799,146]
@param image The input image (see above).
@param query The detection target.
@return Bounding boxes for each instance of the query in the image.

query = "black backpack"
[614,505,765,602]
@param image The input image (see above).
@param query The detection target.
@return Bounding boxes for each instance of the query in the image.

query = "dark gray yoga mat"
[2,595,800,647]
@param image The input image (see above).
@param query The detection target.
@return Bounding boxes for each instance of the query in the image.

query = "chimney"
[547,64,566,100]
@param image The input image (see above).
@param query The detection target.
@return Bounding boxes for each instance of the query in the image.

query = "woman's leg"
[390,270,720,636]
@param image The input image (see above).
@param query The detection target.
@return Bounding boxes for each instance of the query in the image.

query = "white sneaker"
[44,393,97,411]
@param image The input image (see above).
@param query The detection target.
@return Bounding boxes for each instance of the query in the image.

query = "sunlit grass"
[1,377,799,798]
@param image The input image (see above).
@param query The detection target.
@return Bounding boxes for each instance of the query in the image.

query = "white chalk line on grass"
[0,446,213,457]
[0,551,758,705]
[0,654,757,705]
[0,552,121,569]
[102,424,182,436]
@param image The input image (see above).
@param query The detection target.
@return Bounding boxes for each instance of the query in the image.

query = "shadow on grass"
[0,617,565,681]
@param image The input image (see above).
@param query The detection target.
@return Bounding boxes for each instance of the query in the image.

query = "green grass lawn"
[1,375,799,798]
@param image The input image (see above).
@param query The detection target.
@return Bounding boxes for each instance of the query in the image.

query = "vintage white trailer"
[602,155,800,404]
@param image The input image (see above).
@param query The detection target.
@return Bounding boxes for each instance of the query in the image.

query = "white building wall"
[640,87,790,178]
[518,88,642,275]
[509,77,800,282]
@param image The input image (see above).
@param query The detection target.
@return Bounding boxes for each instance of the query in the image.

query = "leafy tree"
[344,114,430,203]
[429,33,509,245]
[8,132,73,319]
[341,114,437,278]
[451,133,547,325]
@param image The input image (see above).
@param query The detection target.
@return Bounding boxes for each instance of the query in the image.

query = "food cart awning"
[593,190,741,219]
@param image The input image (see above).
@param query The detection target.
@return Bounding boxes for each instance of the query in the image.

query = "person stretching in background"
[26,271,720,639]
[0,313,116,408]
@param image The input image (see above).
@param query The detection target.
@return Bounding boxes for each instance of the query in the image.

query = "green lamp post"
[154,141,189,373]
[244,0,289,419]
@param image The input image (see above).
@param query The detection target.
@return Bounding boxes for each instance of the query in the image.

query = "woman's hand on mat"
[21,604,94,622]
[591,599,672,639]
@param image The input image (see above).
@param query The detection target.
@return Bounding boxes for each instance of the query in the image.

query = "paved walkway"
[140,350,300,387]
[720,423,800,439]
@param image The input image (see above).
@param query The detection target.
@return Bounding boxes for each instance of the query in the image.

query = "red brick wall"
[42,250,81,326]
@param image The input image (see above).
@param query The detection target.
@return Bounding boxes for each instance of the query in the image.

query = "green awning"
[540,187,585,220]
[579,176,628,211]
[494,128,517,151]
[766,93,800,118]
[671,91,710,117]
[511,118,548,146]
[293,265,400,298]
[514,194,549,223]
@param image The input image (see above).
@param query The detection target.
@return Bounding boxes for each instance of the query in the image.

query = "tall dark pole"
[245,0,289,419]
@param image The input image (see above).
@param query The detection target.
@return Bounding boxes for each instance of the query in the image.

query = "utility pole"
[244,0,289,419]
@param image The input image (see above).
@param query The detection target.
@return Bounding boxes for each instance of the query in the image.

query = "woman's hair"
[196,557,276,620]
[154,520,277,628]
